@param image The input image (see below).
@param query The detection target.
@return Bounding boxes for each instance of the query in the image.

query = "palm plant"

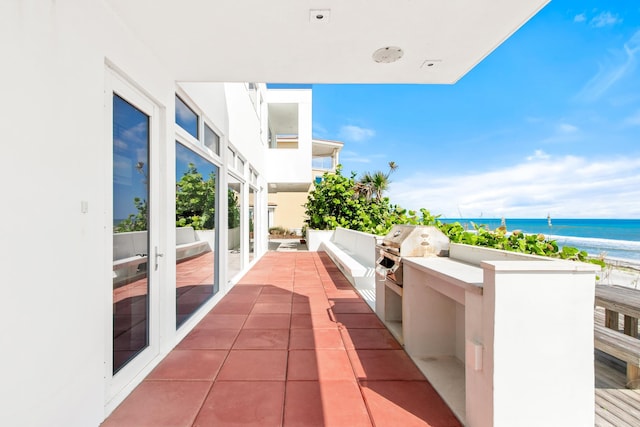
[355,161,398,201]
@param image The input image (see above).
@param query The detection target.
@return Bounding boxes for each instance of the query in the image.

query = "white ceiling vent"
[421,59,442,69]
[309,9,331,24]
[372,47,404,64]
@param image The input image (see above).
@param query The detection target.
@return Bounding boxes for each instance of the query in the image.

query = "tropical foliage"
[114,197,148,232]
[354,161,398,201]
[305,164,605,268]
[115,163,239,232]
[442,222,604,266]
[175,163,216,229]
[228,189,240,229]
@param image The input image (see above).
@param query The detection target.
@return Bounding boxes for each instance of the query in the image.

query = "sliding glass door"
[175,142,219,327]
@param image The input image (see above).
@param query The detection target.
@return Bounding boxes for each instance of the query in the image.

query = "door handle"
[154,246,164,271]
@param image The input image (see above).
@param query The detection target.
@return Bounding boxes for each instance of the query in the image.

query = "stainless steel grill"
[375,225,449,286]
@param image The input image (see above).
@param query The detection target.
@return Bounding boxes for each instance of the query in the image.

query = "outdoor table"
[595,285,640,337]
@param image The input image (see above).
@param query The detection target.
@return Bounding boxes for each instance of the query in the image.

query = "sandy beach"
[597,257,640,289]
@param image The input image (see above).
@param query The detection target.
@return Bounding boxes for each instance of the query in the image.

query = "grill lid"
[381,224,415,248]
[380,224,449,257]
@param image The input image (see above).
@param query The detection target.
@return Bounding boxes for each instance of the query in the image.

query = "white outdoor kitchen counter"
[403,256,483,296]
[376,243,600,427]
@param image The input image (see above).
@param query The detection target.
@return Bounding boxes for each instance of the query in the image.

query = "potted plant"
[300,225,307,244]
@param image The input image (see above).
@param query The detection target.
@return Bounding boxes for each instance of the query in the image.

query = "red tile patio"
[102,251,461,427]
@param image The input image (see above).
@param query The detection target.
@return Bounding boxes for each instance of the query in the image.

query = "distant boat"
[547,213,552,227]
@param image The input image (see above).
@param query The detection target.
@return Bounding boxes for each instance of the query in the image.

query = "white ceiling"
[107,0,549,84]
[313,139,343,157]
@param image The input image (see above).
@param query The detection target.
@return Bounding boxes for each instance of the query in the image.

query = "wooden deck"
[595,307,640,426]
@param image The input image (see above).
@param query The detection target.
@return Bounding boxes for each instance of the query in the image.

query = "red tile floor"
[102,251,461,427]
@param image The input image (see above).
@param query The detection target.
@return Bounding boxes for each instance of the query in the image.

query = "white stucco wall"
[224,83,267,175]
[0,2,269,426]
[264,89,313,184]
[1,2,173,426]
[484,261,596,427]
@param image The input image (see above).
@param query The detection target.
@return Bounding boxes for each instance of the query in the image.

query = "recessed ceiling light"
[310,9,330,24]
[372,47,404,64]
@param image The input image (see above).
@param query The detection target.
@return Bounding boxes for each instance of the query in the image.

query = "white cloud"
[339,150,371,163]
[176,99,196,123]
[338,125,375,142]
[525,116,543,123]
[576,30,640,102]
[574,13,586,23]
[527,150,550,161]
[557,123,579,134]
[339,153,389,167]
[590,11,622,28]
[389,155,640,218]
[623,110,640,127]
[313,123,328,137]
[540,122,581,144]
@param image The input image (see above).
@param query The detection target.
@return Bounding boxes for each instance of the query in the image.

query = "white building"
[267,137,344,234]
[1,1,553,426]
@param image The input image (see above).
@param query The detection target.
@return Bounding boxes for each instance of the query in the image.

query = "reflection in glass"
[112,94,150,374]
[175,95,198,139]
[227,175,242,280]
[204,123,220,154]
[249,187,255,262]
[227,147,235,168]
[175,142,218,327]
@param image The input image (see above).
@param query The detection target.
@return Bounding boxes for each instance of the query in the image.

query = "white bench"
[176,227,210,260]
[320,227,378,292]
[113,231,148,285]
[113,227,210,286]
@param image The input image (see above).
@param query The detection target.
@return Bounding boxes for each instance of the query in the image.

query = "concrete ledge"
[319,227,378,292]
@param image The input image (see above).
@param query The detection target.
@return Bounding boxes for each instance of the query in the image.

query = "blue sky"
[311,1,640,219]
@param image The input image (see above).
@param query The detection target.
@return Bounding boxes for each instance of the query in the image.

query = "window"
[227,147,235,168]
[175,95,198,139]
[267,103,298,148]
[312,156,333,170]
[248,187,256,262]
[204,123,220,154]
[175,142,219,327]
[227,175,242,281]
[246,82,258,114]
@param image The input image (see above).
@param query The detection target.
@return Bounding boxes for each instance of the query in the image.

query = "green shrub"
[304,165,603,268]
[269,226,288,236]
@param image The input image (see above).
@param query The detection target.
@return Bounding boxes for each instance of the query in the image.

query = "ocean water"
[441,218,640,262]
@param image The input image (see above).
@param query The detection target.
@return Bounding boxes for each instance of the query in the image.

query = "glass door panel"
[227,176,242,280]
[175,142,219,327]
[249,187,255,262]
[112,94,150,374]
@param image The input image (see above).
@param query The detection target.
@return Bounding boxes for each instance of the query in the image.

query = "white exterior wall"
[265,89,313,184]
[0,2,269,426]
[483,261,595,427]
[225,83,267,175]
